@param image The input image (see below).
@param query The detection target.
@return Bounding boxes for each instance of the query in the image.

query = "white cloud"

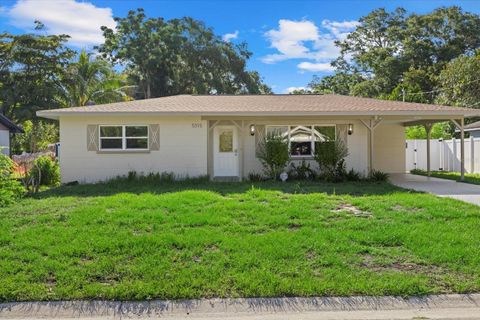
[222,30,239,42]
[322,20,360,40]
[297,61,334,72]
[262,18,358,73]
[284,86,306,93]
[4,0,115,47]
[262,19,319,63]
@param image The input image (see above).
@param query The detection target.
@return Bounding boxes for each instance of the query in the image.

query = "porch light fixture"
[348,124,354,135]
[249,124,255,136]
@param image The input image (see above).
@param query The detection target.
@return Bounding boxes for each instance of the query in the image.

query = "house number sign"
[192,123,203,128]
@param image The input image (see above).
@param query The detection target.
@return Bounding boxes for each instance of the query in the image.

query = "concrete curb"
[0,294,479,319]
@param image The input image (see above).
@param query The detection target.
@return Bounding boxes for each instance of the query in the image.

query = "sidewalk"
[1,294,479,319]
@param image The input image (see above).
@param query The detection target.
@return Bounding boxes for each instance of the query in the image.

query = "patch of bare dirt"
[359,253,475,292]
[332,204,372,217]
[391,205,424,213]
[288,223,302,230]
[361,254,441,273]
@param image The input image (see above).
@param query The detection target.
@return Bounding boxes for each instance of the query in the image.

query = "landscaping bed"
[0,179,479,301]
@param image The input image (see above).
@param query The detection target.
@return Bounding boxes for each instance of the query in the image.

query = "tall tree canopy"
[333,6,480,98]
[0,24,74,121]
[302,6,480,104]
[97,9,271,98]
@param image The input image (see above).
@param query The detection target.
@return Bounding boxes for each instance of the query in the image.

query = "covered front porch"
[204,116,413,180]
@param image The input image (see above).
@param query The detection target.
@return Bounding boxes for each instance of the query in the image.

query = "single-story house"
[37,94,479,184]
[457,120,480,138]
[0,114,23,156]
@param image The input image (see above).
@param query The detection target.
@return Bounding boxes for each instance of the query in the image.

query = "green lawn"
[0,179,479,302]
[411,169,480,185]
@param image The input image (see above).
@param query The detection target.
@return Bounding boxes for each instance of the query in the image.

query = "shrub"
[0,153,24,206]
[111,171,209,185]
[369,170,389,182]
[314,139,349,182]
[257,132,290,180]
[248,172,264,182]
[30,156,60,186]
[346,168,362,181]
[289,160,316,180]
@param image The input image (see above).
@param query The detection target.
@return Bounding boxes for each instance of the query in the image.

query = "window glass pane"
[219,130,233,152]
[126,126,148,137]
[313,126,335,143]
[100,126,122,137]
[100,138,122,149]
[290,125,312,156]
[126,138,148,149]
[266,126,288,140]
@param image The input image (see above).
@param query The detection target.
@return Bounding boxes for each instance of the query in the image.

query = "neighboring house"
[37,94,479,184]
[0,114,23,156]
[462,120,480,138]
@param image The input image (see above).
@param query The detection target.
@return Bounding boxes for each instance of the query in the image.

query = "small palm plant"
[62,49,135,107]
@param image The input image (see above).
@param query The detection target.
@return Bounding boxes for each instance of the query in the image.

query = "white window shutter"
[149,124,160,150]
[87,125,99,151]
[255,124,265,157]
[336,124,348,145]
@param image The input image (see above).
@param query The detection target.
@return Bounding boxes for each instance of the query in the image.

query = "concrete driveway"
[390,173,480,206]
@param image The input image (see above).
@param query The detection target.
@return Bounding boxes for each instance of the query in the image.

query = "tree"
[436,53,480,109]
[308,73,365,95]
[0,23,74,121]
[334,8,408,94]
[61,49,133,107]
[405,123,452,140]
[97,9,270,98]
[332,6,480,97]
[10,120,58,154]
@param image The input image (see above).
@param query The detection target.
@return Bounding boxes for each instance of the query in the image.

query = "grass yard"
[0,178,479,301]
[411,169,480,185]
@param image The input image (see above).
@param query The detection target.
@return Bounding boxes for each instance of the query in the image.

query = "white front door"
[214,126,239,177]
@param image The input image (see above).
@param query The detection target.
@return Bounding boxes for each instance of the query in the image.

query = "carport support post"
[460,118,465,181]
[424,123,432,177]
[452,118,466,181]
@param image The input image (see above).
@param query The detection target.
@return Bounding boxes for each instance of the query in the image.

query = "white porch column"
[361,117,383,175]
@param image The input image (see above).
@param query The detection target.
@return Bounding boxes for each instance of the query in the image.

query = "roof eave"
[37,110,480,120]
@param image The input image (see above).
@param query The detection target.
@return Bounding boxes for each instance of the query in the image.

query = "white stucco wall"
[58,116,405,183]
[373,122,406,173]
[59,116,208,183]
[241,119,405,177]
[241,119,370,178]
[0,123,9,155]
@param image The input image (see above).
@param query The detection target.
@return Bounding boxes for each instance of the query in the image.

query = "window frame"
[99,125,149,151]
[265,124,336,158]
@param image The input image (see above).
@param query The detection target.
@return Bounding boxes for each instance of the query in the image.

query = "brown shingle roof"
[37,94,480,118]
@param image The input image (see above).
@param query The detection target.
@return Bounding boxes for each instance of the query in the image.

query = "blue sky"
[1,0,479,93]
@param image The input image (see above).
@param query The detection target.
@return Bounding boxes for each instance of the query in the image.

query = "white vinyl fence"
[406,138,480,173]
